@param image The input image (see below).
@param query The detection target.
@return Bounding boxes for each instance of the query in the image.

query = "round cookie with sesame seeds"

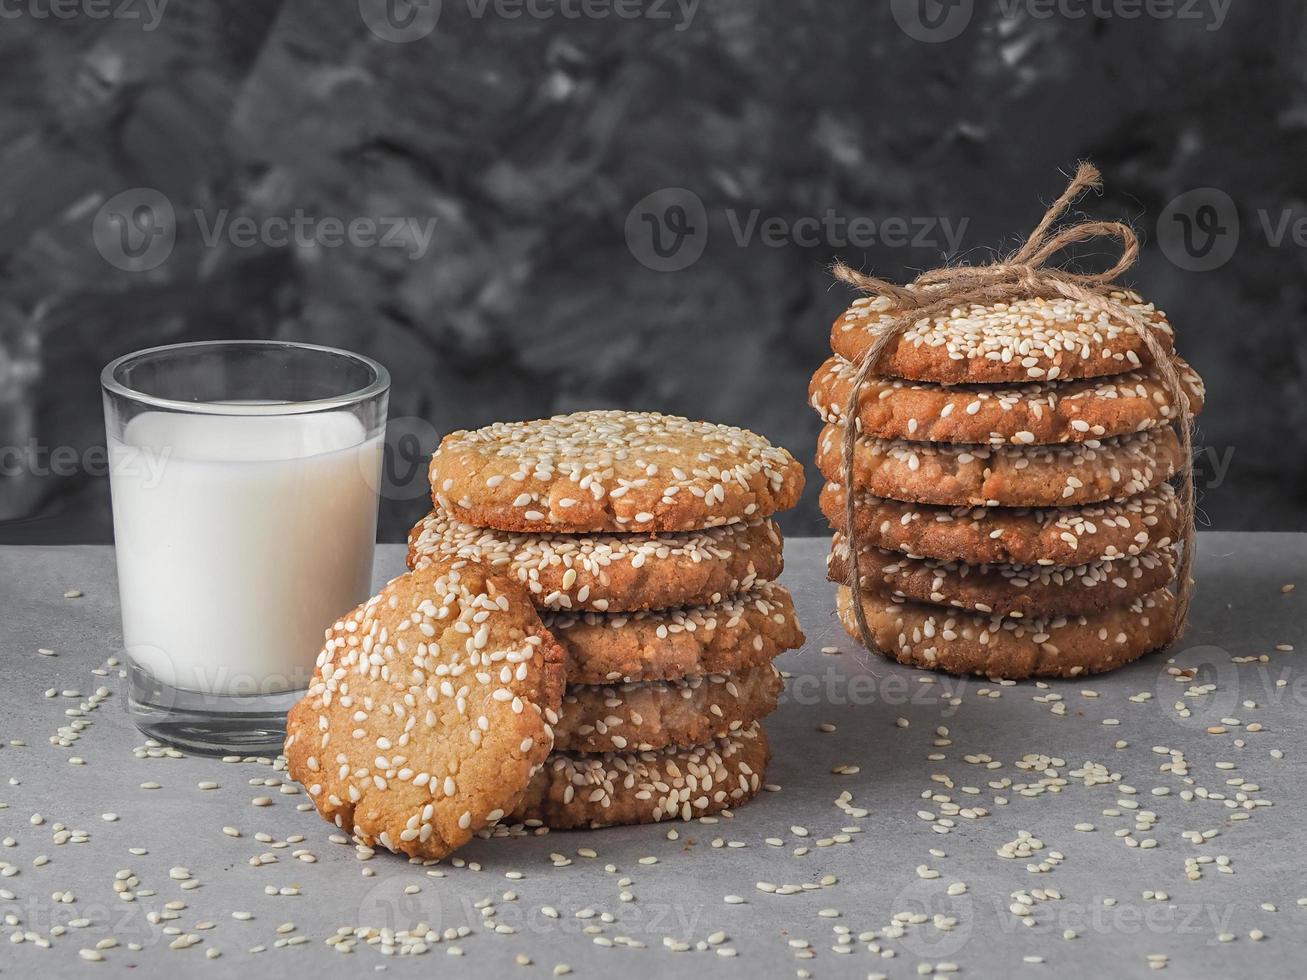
[819,481,1184,566]
[544,582,804,685]
[830,289,1176,385]
[816,422,1182,508]
[429,411,804,534]
[835,585,1176,679]
[407,509,783,613]
[511,723,770,829]
[828,533,1176,618]
[809,354,1204,446]
[284,559,566,860]
[554,665,783,754]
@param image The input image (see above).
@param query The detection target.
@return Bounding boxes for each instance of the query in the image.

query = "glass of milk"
[102,341,389,754]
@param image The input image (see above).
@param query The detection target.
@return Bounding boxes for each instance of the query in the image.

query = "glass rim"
[101,340,390,416]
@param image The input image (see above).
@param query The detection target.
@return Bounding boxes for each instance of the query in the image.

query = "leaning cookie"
[835,585,1176,679]
[809,354,1204,446]
[407,509,783,613]
[284,560,565,860]
[816,422,1181,508]
[830,289,1176,385]
[544,582,805,685]
[429,410,804,534]
[554,665,783,754]
[827,533,1176,619]
[819,481,1183,566]
[511,724,770,829]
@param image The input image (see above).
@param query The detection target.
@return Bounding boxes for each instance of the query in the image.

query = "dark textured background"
[0,0,1301,544]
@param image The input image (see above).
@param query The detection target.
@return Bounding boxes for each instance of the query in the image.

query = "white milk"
[108,410,382,696]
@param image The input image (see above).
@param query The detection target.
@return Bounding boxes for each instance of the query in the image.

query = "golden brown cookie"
[819,481,1183,566]
[511,723,769,829]
[554,665,782,754]
[809,354,1204,446]
[827,533,1176,618]
[407,509,783,613]
[830,289,1176,384]
[284,560,566,859]
[545,582,805,685]
[816,422,1181,508]
[835,585,1176,679]
[429,411,804,533]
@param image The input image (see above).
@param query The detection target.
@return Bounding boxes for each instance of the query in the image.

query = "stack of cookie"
[408,410,806,831]
[809,291,1205,679]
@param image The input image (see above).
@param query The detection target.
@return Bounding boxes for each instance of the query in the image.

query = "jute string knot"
[832,162,1195,652]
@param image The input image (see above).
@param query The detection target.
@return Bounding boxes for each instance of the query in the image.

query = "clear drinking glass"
[102,341,389,754]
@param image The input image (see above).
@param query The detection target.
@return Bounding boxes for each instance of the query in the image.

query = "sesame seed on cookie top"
[831,289,1176,385]
[406,508,784,613]
[284,559,565,860]
[810,354,1204,447]
[428,411,804,534]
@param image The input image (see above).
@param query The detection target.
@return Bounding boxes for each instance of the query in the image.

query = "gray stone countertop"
[0,534,1303,978]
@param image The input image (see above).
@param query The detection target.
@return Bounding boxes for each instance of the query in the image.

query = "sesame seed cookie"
[819,481,1183,566]
[543,582,805,685]
[816,422,1181,508]
[284,560,566,860]
[831,290,1176,385]
[835,585,1176,679]
[554,665,783,754]
[406,509,783,613]
[511,723,769,829]
[429,411,804,534]
[809,354,1204,446]
[828,533,1176,619]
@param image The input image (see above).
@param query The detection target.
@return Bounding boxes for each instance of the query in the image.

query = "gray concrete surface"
[0,535,1303,978]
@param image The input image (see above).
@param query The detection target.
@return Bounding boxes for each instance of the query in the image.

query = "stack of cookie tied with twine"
[402,410,805,839]
[811,164,1205,679]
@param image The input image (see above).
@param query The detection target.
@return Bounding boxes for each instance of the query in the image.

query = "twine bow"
[834,162,1195,653]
